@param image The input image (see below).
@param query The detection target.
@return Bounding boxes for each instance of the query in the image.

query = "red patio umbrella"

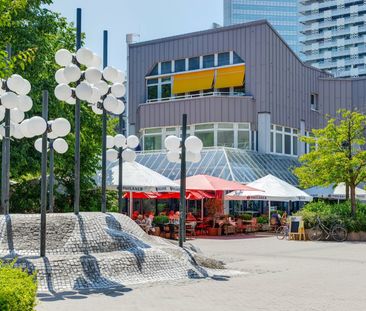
[176,175,260,192]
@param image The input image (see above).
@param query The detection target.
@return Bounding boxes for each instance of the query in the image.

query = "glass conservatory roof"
[135,147,299,186]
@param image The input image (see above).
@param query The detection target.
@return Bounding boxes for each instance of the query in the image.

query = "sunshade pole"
[179,114,187,247]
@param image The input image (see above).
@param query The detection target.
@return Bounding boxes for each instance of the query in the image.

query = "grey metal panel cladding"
[137,97,256,129]
[128,21,329,131]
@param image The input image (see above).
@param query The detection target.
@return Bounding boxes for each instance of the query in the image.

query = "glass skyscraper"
[224,0,300,54]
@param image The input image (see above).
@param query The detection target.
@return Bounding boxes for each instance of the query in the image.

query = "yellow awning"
[173,69,214,94]
[214,65,245,89]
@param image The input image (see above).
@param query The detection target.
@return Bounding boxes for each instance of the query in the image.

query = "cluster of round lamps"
[54,47,126,116]
[165,135,203,163]
[106,134,140,163]
[34,118,71,154]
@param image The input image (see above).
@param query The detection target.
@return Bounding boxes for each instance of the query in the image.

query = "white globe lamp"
[127,135,139,149]
[63,64,81,83]
[55,49,73,66]
[53,138,68,154]
[106,149,118,162]
[75,81,93,101]
[54,84,72,101]
[1,92,20,109]
[106,135,115,149]
[114,134,126,148]
[28,116,47,136]
[103,66,119,83]
[165,135,181,151]
[85,67,102,84]
[18,95,33,112]
[122,148,137,162]
[185,135,203,153]
[51,118,71,137]
[111,83,126,98]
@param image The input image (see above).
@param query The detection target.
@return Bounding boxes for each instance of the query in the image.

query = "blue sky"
[48,0,223,72]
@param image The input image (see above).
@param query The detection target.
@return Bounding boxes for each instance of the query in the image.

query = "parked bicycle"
[276,224,289,240]
[308,216,347,242]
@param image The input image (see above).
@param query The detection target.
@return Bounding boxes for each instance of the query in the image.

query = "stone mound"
[0,213,225,292]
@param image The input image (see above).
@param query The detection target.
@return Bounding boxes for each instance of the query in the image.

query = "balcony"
[146,91,246,104]
[302,34,366,53]
[301,14,366,33]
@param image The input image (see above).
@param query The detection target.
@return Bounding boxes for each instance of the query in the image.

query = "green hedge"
[295,201,366,232]
[0,261,37,311]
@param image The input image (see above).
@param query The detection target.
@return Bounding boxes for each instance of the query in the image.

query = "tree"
[294,109,366,216]
[0,1,115,211]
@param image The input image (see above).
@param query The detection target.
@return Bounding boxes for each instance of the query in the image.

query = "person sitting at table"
[187,212,196,221]
[173,211,180,225]
[168,210,175,222]
[135,214,144,225]
[132,210,139,221]
[143,214,155,234]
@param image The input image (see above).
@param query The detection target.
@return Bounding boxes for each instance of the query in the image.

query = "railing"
[146,91,246,104]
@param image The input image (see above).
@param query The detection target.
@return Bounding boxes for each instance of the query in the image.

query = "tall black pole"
[101,30,108,213]
[1,45,11,215]
[74,8,82,214]
[118,113,123,213]
[40,90,48,257]
[179,114,187,248]
[48,141,54,213]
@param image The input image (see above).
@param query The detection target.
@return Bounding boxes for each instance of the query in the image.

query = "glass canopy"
[135,147,299,186]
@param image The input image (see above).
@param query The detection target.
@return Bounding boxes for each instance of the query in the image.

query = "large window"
[271,125,298,156]
[238,123,250,149]
[141,122,252,151]
[161,77,171,99]
[217,123,234,147]
[147,79,158,101]
[144,128,162,151]
[146,78,171,101]
[195,124,214,147]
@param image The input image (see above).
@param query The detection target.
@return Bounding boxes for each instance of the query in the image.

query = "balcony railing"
[146,91,246,103]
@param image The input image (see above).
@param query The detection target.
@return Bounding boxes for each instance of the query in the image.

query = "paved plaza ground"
[37,235,366,311]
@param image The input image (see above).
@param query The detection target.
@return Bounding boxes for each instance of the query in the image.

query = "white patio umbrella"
[107,161,179,192]
[225,174,312,222]
[304,183,366,201]
[106,162,179,215]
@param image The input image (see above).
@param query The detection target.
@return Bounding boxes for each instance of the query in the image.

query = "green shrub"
[0,261,37,311]
[153,215,169,225]
[240,214,252,221]
[257,215,269,224]
[295,200,366,232]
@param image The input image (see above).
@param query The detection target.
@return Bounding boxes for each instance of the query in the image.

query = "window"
[161,61,171,74]
[238,123,250,149]
[276,133,283,154]
[144,128,162,151]
[149,64,158,76]
[203,54,214,68]
[175,59,185,72]
[144,135,162,151]
[234,85,245,94]
[147,81,158,101]
[217,123,234,147]
[233,52,244,64]
[311,93,319,111]
[189,57,200,70]
[218,52,230,66]
[161,77,171,99]
[194,123,214,147]
[271,125,298,156]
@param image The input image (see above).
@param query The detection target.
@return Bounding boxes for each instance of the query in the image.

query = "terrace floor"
[37,235,366,311]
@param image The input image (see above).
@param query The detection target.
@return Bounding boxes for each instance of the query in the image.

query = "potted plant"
[257,215,269,231]
[153,215,169,237]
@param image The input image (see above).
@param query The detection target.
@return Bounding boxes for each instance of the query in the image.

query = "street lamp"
[54,45,125,214]
[0,73,32,214]
[34,117,71,212]
[106,133,139,213]
[164,114,203,247]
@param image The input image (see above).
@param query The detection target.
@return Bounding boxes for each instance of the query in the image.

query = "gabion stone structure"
[0,213,226,292]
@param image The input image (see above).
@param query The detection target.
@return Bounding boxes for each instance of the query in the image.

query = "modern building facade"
[300,0,366,78]
[224,0,300,54]
[127,20,366,185]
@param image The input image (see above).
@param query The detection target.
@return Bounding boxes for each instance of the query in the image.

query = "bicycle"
[276,223,289,240]
[308,217,347,242]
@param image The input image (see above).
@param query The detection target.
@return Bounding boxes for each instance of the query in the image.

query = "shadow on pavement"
[37,285,132,302]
